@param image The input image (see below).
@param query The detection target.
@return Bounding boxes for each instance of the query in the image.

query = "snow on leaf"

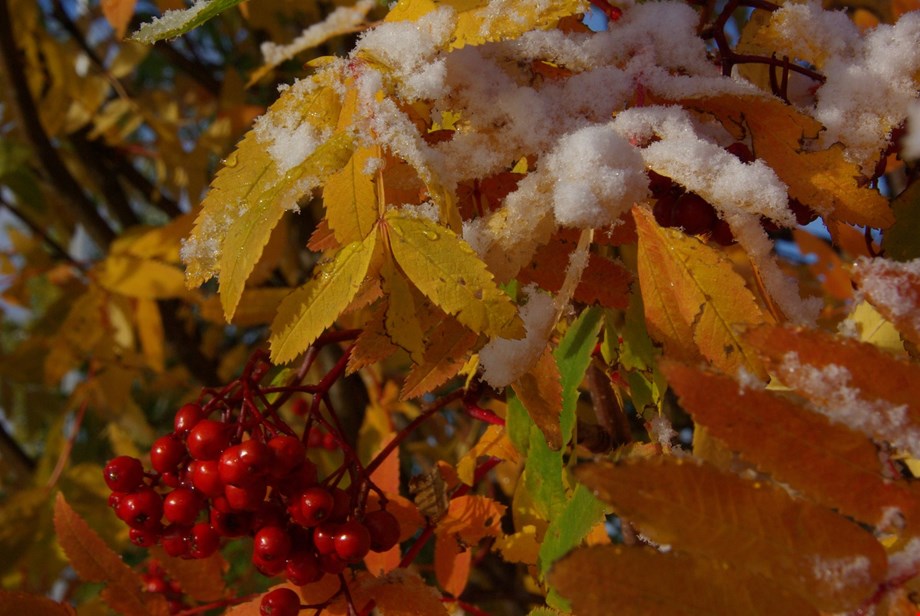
[133,0,245,43]
[53,493,170,616]
[384,210,523,339]
[663,362,920,528]
[746,325,920,460]
[853,257,920,348]
[220,130,355,321]
[634,207,767,378]
[269,231,378,364]
[323,144,379,245]
[549,545,820,616]
[512,346,564,450]
[681,95,893,228]
[575,457,887,612]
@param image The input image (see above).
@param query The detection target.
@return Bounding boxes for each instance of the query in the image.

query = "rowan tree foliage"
[2,0,920,613]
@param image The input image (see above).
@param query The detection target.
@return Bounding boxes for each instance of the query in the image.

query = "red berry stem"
[462,402,505,426]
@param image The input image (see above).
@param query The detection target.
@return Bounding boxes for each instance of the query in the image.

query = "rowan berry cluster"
[103,345,400,615]
[649,142,817,243]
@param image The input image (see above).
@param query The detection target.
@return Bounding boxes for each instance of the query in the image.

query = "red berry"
[319,552,347,575]
[210,508,251,537]
[143,574,169,594]
[364,509,401,552]
[299,487,334,526]
[333,520,371,562]
[291,399,309,416]
[104,456,145,492]
[306,430,324,449]
[219,440,273,487]
[160,524,190,558]
[276,462,318,498]
[254,526,293,563]
[189,460,224,497]
[285,550,322,585]
[312,523,338,555]
[151,436,187,475]
[163,488,202,526]
[174,403,205,434]
[254,553,286,577]
[726,142,754,163]
[187,420,231,461]
[225,482,267,511]
[130,527,160,548]
[260,588,301,616]
[267,436,306,478]
[109,491,127,510]
[321,433,337,451]
[252,502,287,531]
[673,192,717,235]
[116,488,163,531]
[188,522,221,559]
[328,488,350,522]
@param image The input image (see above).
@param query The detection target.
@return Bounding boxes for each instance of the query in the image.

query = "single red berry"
[188,522,221,559]
[306,430,324,449]
[225,482,267,511]
[189,460,224,497]
[254,553,286,577]
[285,550,322,586]
[160,524,190,558]
[151,436,187,475]
[163,488,202,526]
[130,527,160,548]
[652,191,680,228]
[143,574,169,594]
[260,588,301,616]
[104,456,145,492]
[160,472,182,489]
[726,142,754,163]
[109,491,127,510]
[167,599,187,615]
[174,403,205,434]
[319,552,347,575]
[299,487,334,527]
[187,420,231,461]
[312,523,338,555]
[328,488,350,522]
[116,488,163,531]
[673,192,717,235]
[321,433,337,451]
[267,436,305,478]
[709,219,735,246]
[219,440,273,487]
[210,508,251,537]
[291,399,309,416]
[333,520,371,562]
[254,526,293,563]
[364,509,401,552]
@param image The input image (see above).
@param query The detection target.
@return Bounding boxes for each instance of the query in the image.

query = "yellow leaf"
[385,211,523,338]
[270,231,378,363]
[199,288,293,326]
[634,207,766,377]
[495,524,540,565]
[110,213,195,262]
[135,298,165,372]
[852,258,920,349]
[323,145,379,244]
[456,424,519,485]
[436,495,506,545]
[681,95,892,228]
[550,545,820,616]
[576,457,887,612]
[401,317,479,400]
[220,131,355,321]
[382,256,427,362]
[184,77,344,289]
[95,255,187,300]
[53,493,169,616]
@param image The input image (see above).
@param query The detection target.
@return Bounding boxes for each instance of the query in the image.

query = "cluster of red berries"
[141,560,187,614]
[649,142,818,243]
[103,351,401,615]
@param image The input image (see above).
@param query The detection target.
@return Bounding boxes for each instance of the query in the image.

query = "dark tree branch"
[0,194,87,270]
[0,420,36,479]
[157,300,221,386]
[0,0,116,249]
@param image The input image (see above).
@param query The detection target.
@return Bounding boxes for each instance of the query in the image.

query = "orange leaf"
[347,301,399,374]
[435,533,472,597]
[663,362,920,527]
[511,346,564,449]
[401,319,479,400]
[149,548,228,603]
[456,424,519,485]
[53,493,169,616]
[793,230,853,301]
[550,545,819,616]
[101,0,138,39]
[436,495,506,545]
[634,207,767,377]
[0,591,77,616]
[576,457,887,612]
[852,259,920,348]
[746,325,920,457]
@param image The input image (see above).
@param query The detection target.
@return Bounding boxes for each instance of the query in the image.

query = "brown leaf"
[101,0,138,39]
[663,362,920,527]
[401,318,478,400]
[511,345,564,449]
[549,545,819,616]
[575,457,887,612]
[634,207,767,377]
[148,548,228,603]
[53,492,169,616]
[0,591,77,616]
[746,325,920,458]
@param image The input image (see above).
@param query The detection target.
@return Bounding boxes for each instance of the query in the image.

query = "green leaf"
[554,306,603,444]
[506,390,531,456]
[269,231,378,363]
[881,179,920,262]
[524,424,566,521]
[539,483,605,577]
[133,0,246,43]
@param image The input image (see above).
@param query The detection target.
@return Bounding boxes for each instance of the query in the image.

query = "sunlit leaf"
[852,258,920,348]
[512,346,563,450]
[270,231,378,363]
[101,0,138,39]
[435,533,471,597]
[133,0,246,43]
[436,495,505,545]
[323,144,379,245]
[95,255,187,300]
[576,457,887,612]
[538,484,606,577]
[550,545,820,616]
[401,318,478,400]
